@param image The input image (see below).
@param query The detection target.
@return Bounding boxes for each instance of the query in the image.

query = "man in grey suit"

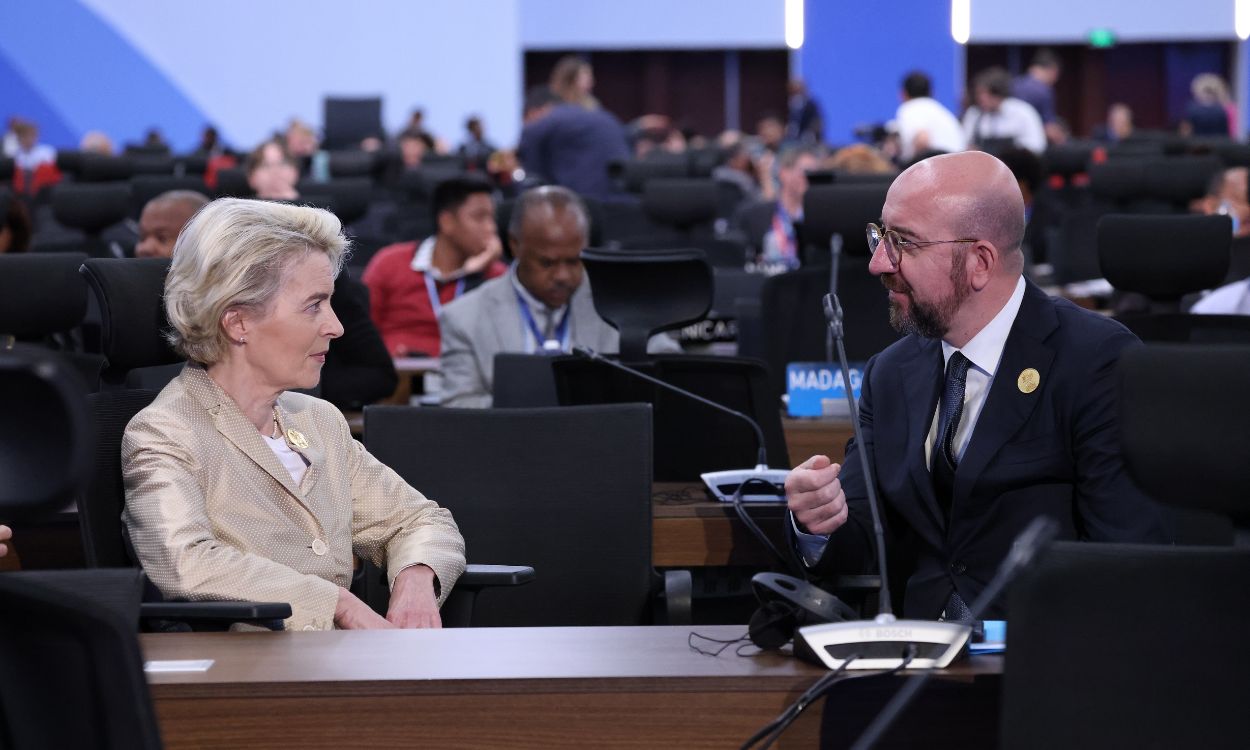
[438,186,677,407]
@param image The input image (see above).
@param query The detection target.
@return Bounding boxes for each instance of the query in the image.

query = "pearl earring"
[239,337,247,344]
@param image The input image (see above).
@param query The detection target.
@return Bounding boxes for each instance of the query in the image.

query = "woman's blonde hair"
[163,198,348,364]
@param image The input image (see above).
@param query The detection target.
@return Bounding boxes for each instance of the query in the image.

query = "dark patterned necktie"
[932,351,971,521]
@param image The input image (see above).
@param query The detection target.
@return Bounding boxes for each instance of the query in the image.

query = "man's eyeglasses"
[866,223,977,268]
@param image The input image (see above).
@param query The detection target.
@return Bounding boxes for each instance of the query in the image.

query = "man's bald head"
[891,151,1026,274]
[136,190,209,258]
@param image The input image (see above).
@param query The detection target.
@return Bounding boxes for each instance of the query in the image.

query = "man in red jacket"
[364,176,505,356]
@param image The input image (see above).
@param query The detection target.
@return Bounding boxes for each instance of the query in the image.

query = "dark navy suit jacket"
[517,104,630,201]
[799,280,1171,619]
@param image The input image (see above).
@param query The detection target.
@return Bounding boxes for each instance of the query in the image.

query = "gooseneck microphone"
[571,345,801,576]
[787,294,974,671]
[572,346,786,500]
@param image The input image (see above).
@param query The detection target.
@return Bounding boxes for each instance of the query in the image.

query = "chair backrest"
[214,167,253,198]
[323,97,383,150]
[1098,214,1231,305]
[552,354,788,480]
[80,258,182,384]
[77,154,135,183]
[1116,313,1250,345]
[0,570,162,750]
[800,183,891,264]
[0,253,89,338]
[1002,542,1250,749]
[491,353,559,407]
[581,248,712,360]
[753,263,898,396]
[363,404,656,626]
[51,182,132,237]
[0,347,93,521]
[615,155,691,193]
[129,175,208,219]
[297,177,372,226]
[1118,345,1250,530]
[327,150,379,179]
[641,178,721,231]
[81,389,160,567]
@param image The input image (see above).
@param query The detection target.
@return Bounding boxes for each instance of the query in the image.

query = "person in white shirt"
[962,67,1047,155]
[894,71,966,163]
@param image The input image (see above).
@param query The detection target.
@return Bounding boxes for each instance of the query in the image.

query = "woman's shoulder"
[123,376,204,446]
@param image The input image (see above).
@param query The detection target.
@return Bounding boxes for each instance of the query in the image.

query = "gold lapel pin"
[285,427,310,450]
[1018,368,1040,394]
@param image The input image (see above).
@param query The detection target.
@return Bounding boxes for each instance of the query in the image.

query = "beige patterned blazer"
[121,364,465,630]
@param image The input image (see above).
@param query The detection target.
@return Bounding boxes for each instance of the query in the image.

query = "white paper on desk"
[144,659,214,673]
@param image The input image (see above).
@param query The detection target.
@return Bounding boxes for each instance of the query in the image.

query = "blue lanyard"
[425,274,465,318]
[514,289,570,354]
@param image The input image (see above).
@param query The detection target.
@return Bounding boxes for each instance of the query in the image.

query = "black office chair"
[77,154,136,183]
[491,353,560,407]
[1118,345,1250,544]
[39,182,132,258]
[128,175,208,219]
[0,253,105,389]
[214,167,253,198]
[80,258,183,389]
[581,247,711,361]
[1002,542,1250,749]
[328,150,381,180]
[323,96,383,150]
[800,182,891,266]
[613,154,691,193]
[364,404,691,626]
[1099,214,1250,342]
[298,177,373,226]
[0,569,164,750]
[640,178,724,240]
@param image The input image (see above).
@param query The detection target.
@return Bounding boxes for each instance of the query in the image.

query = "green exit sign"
[1088,28,1117,48]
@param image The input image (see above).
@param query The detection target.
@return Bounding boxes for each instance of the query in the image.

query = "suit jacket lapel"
[953,282,1057,514]
[275,397,325,497]
[902,337,947,537]
[181,366,316,516]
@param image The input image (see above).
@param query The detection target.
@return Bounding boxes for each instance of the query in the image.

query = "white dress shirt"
[962,98,1047,155]
[795,276,1028,565]
[895,97,967,161]
[1190,280,1250,315]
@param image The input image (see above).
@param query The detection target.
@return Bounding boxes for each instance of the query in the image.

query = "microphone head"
[571,345,597,360]
[1008,516,1060,570]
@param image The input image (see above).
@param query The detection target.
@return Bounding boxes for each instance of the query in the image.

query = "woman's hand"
[386,564,442,629]
[333,587,396,630]
[0,525,11,558]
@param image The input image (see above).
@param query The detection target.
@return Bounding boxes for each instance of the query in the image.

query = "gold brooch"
[1017,368,1040,394]
[285,428,309,450]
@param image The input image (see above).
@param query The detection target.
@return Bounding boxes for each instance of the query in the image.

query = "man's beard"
[883,253,970,339]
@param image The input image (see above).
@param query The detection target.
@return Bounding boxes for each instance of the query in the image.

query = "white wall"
[81,0,523,148]
[520,0,785,49]
[971,0,1237,42]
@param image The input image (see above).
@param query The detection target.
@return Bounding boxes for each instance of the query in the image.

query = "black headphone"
[748,572,859,650]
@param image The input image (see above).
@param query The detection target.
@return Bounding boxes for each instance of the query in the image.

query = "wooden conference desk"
[142,625,1002,750]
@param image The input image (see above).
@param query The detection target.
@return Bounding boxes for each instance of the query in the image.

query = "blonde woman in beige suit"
[122,198,464,631]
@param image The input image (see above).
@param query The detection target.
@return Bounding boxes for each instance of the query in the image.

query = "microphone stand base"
[795,617,972,670]
[700,468,790,503]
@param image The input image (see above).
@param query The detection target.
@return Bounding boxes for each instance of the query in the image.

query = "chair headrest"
[129,175,209,217]
[1043,144,1094,177]
[79,258,182,372]
[642,179,720,228]
[615,156,691,193]
[214,167,254,198]
[396,167,462,202]
[328,150,379,179]
[0,253,89,336]
[297,178,372,226]
[78,154,135,182]
[1146,156,1223,203]
[0,346,92,519]
[54,149,83,175]
[581,248,711,361]
[0,158,13,180]
[801,183,891,257]
[1118,344,1250,525]
[0,185,10,218]
[1098,214,1231,300]
[1088,161,1149,201]
[129,154,175,176]
[51,182,132,234]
